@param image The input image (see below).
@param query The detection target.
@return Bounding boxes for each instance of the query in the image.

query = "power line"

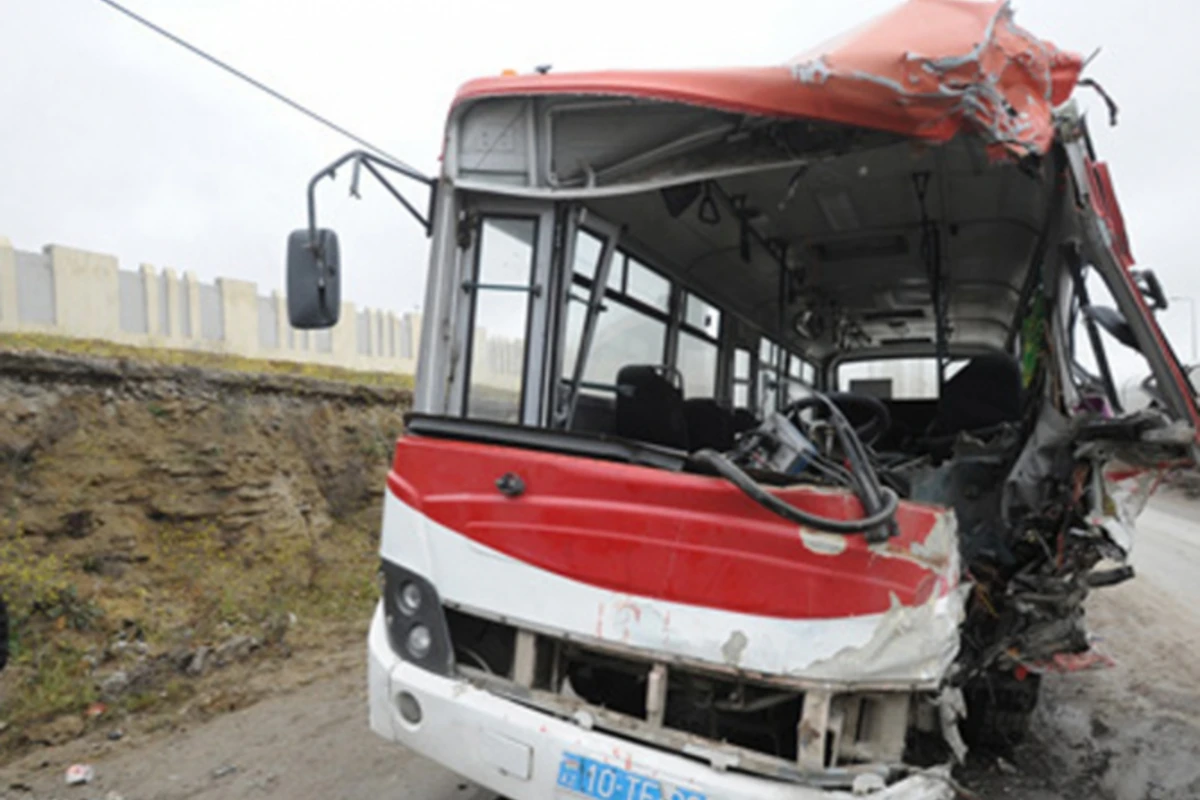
[93,0,422,174]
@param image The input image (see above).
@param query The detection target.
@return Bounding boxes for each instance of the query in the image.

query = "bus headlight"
[380,559,453,676]
[407,624,433,659]
[398,582,422,615]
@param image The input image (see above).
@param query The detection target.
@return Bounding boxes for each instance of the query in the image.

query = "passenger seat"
[615,365,690,450]
[684,399,735,451]
[930,352,1023,436]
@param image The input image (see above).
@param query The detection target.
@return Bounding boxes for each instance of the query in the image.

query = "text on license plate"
[556,752,707,800]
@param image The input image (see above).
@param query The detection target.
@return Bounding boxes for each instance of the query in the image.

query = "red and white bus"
[285,2,1200,798]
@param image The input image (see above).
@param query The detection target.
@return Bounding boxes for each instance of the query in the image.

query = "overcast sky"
[2,0,1198,373]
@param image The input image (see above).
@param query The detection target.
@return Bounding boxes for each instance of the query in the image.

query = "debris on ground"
[211,764,238,779]
[64,763,94,785]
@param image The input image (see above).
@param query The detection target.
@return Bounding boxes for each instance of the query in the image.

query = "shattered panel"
[454,0,1082,158]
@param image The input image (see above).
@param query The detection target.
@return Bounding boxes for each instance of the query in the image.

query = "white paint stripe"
[380,492,964,683]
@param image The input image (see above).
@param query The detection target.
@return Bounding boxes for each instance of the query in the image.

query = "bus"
[284,2,1199,798]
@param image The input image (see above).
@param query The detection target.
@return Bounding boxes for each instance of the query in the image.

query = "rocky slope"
[0,347,411,758]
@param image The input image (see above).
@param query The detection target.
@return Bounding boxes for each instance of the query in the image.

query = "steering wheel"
[782,392,892,447]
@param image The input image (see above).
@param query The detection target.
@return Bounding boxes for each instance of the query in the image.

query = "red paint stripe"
[389,435,951,619]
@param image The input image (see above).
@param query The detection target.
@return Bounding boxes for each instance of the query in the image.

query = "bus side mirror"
[287,228,341,329]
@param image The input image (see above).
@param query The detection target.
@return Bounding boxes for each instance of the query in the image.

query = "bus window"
[836,358,965,399]
[733,348,752,407]
[562,230,606,378]
[782,354,815,406]
[759,339,781,413]
[677,293,721,397]
[685,294,721,338]
[563,247,668,387]
[678,332,717,397]
[466,217,536,422]
[571,229,604,281]
[627,257,671,311]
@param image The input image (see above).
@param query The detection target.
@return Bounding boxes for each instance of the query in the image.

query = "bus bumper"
[367,605,953,800]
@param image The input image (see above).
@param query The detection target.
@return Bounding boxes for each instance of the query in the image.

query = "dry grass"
[0,332,414,390]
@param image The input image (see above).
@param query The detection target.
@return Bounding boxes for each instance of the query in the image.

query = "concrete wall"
[0,236,518,386]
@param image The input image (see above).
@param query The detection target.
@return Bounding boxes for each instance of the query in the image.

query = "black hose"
[693,449,899,535]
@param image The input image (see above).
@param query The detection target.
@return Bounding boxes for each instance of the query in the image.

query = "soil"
[0,346,410,758]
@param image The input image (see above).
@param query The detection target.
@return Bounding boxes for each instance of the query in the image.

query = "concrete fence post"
[47,244,119,339]
[385,311,398,360]
[0,237,17,330]
[184,271,201,342]
[140,263,160,339]
[409,311,423,361]
[218,277,258,357]
[331,301,356,365]
[371,309,383,362]
[162,267,181,342]
[272,291,287,354]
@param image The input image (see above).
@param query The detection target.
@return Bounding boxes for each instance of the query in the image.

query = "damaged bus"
[284,1,1200,797]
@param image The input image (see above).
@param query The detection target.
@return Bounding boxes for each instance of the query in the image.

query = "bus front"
[284,4,1200,798]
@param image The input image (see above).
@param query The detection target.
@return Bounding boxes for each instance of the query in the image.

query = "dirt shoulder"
[0,343,410,760]
[0,644,485,800]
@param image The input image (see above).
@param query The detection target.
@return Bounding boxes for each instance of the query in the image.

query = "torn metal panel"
[453,0,1081,159]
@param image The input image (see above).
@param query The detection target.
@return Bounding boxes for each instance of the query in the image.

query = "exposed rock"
[98,670,130,701]
[186,647,211,677]
[214,635,261,667]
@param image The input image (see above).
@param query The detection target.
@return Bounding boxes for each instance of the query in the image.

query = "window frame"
[461,214,541,423]
[452,200,557,426]
[564,247,674,391]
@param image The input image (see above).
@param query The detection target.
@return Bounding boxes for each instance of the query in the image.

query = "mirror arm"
[357,157,433,233]
[306,150,435,253]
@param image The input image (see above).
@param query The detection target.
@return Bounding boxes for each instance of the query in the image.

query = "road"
[4,495,1200,800]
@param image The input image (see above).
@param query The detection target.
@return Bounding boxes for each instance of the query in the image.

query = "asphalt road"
[4,494,1200,800]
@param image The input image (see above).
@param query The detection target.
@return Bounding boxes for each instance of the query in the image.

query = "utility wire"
[93,0,422,175]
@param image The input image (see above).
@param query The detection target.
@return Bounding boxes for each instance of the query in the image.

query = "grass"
[0,331,414,391]
[2,642,98,726]
[0,517,380,751]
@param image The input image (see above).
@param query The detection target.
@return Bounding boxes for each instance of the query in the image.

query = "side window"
[563,244,668,387]
[733,348,753,408]
[758,339,781,414]
[562,230,606,378]
[626,257,671,311]
[586,302,667,384]
[677,293,721,397]
[782,354,815,406]
[466,217,537,422]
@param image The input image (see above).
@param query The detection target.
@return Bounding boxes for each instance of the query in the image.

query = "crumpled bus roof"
[453,0,1082,156]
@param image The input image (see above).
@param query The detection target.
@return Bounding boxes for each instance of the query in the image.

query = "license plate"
[556,752,707,800]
